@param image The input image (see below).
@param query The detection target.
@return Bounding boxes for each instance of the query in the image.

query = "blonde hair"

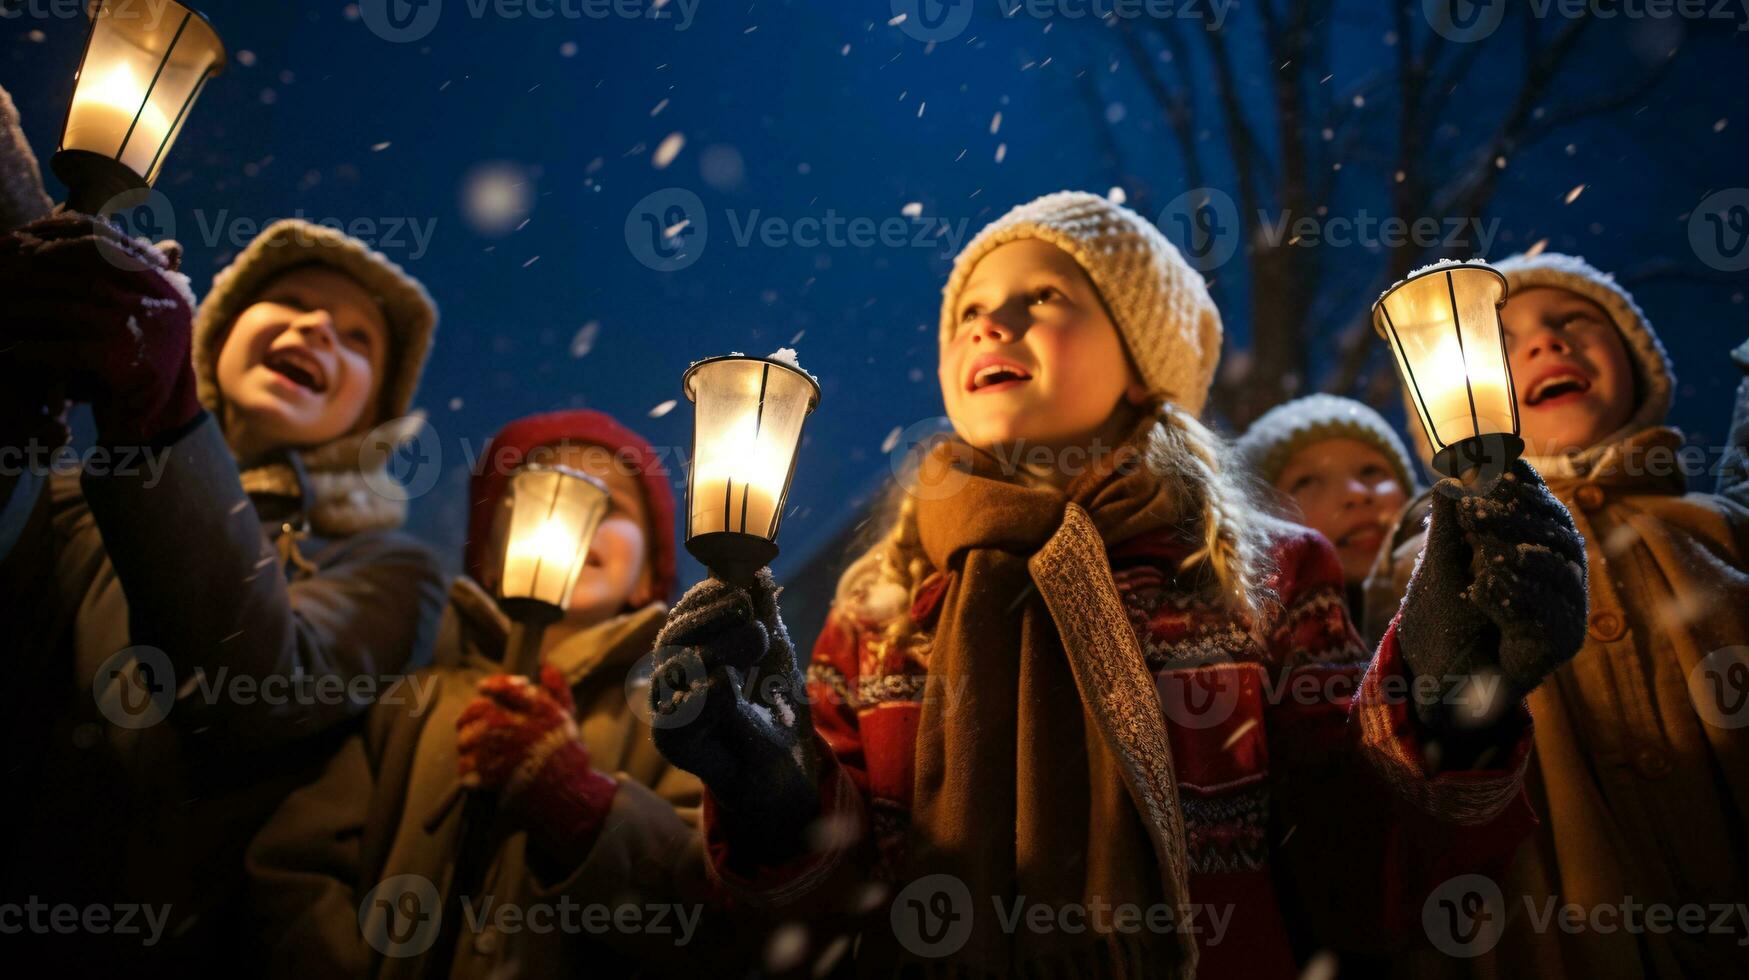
[834,402,1279,644]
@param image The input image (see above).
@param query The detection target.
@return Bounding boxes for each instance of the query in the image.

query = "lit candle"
[64,61,174,178]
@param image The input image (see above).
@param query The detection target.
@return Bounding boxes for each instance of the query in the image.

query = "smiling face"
[1502,286,1637,456]
[537,442,658,628]
[940,239,1149,457]
[215,264,390,460]
[1273,438,1409,584]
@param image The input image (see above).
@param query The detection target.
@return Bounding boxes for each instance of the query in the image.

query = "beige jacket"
[1365,427,1749,978]
[246,578,723,979]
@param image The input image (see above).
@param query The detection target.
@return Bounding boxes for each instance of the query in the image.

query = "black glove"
[649,569,819,870]
[1398,460,1588,750]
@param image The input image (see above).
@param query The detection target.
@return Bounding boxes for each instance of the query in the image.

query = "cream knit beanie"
[1236,394,1419,494]
[939,191,1223,416]
[1394,252,1674,473]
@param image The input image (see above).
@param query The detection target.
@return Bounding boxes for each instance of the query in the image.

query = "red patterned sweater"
[704,522,1536,976]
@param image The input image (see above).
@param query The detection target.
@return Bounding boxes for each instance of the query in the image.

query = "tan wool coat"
[246,578,726,980]
[1365,426,1749,978]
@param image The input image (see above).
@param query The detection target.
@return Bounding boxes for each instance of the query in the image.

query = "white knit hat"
[1236,394,1419,494]
[939,191,1223,416]
[1396,252,1673,471]
[192,218,438,426]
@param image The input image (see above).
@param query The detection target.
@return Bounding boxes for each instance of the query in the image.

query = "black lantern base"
[687,531,778,588]
[51,150,148,216]
[1431,433,1525,483]
[498,597,565,680]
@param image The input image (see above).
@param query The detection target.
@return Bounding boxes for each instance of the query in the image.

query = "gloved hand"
[649,568,819,870]
[0,214,199,447]
[456,665,618,870]
[1398,460,1589,749]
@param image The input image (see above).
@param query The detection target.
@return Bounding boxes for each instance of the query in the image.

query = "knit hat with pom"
[1236,394,1419,494]
[939,190,1223,416]
[1394,252,1674,473]
[464,410,678,604]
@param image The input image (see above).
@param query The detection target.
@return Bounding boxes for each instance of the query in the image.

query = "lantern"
[1373,261,1524,480]
[682,352,821,584]
[481,463,611,677]
[52,0,226,215]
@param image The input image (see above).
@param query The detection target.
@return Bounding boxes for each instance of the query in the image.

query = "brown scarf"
[895,415,1199,979]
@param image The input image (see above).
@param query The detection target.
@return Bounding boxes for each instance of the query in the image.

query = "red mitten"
[0,214,198,446]
[455,664,618,869]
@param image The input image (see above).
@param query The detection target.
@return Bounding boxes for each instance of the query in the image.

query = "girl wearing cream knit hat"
[642,191,1586,978]
[1236,393,1419,612]
[0,214,445,973]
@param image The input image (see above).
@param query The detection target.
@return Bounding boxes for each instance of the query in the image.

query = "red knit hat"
[464,410,678,603]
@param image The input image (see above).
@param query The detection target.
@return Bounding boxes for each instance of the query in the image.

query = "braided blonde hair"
[833,402,1279,643]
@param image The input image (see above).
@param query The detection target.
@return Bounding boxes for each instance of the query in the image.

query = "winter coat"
[1364,426,1749,977]
[0,415,445,976]
[246,577,727,980]
[706,522,1538,978]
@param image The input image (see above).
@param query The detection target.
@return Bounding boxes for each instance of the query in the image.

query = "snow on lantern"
[481,464,611,677]
[682,350,821,585]
[1373,261,1524,481]
[52,0,226,215]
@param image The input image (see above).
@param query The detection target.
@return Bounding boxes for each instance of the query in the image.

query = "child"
[0,216,445,973]
[1369,253,1749,976]
[1236,393,1419,637]
[248,410,724,979]
[646,192,1590,977]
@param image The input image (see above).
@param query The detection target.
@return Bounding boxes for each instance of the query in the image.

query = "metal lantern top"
[484,463,612,613]
[681,353,821,583]
[1372,261,1523,479]
[53,0,226,209]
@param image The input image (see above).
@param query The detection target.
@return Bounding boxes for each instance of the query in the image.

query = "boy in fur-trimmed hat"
[1368,252,1749,976]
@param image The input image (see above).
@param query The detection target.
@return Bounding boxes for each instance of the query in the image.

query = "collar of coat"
[234,417,423,538]
[1527,425,1688,492]
[441,574,669,686]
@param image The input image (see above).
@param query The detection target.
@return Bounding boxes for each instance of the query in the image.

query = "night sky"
[4,1,1747,618]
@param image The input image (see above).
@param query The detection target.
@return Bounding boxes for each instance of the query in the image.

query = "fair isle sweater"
[704,523,1536,977]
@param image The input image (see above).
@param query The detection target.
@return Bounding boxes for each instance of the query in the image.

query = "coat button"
[1588,610,1626,642]
[1633,746,1671,780]
[474,929,499,955]
[1574,484,1606,511]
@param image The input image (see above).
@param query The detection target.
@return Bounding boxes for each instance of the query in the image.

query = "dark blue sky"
[5,1,1746,600]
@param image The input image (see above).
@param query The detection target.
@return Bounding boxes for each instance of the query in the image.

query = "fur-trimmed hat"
[1236,394,1419,494]
[939,191,1223,416]
[1394,252,1674,472]
[192,218,437,427]
[463,410,678,605]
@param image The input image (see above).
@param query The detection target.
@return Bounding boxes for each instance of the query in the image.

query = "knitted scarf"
[897,414,1198,979]
[235,422,417,539]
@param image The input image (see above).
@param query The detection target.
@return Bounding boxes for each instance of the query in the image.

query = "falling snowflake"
[990,111,1002,134]
[649,399,678,418]
[461,162,534,237]
[371,141,391,152]
[569,321,600,358]
[901,202,923,217]
[652,132,686,170]
[995,143,1007,163]
[1107,187,1126,205]
[1564,184,1586,205]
